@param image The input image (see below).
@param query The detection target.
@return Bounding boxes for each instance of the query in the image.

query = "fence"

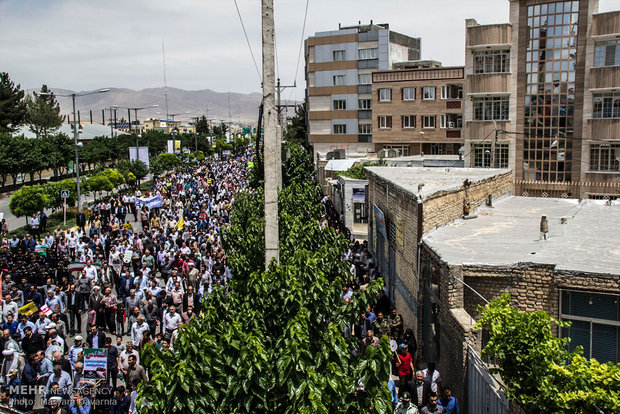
[467,345,509,414]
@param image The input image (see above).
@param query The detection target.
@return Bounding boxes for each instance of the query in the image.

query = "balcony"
[446,100,462,110]
[589,66,620,90]
[467,73,511,94]
[446,130,462,139]
[589,118,620,139]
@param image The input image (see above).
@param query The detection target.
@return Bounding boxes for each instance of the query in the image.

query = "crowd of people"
[0,150,251,413]
[324,197,459,414]
[0,146,459,413]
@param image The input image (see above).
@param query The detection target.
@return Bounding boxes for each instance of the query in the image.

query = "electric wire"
[449,128,496,168]
[288,0,310,103]
[233,0,262,83]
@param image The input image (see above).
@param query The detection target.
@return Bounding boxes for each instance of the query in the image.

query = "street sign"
[60,190,70,198]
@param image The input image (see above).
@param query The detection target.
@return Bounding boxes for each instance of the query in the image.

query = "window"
[594,39,620,67]
[473,97,509,120]
[440,85,463,100]
[473,50,510,73]
[333,75,346,86]
[358,99,372,110]
[358,74,371,85]
[378,115,392,129]
[422,115,436,129]
[590,143,620,172]
[354,202,368,224]
[593,92,620,119]
[402,87,415,101]
[333,124,347,134]
[333,50,346,61]
[560,290,620,363]
[402,115,416,129]
[358,123,372,134]
[358,48,378,60]
[333,100,347,110]
[474,143,509,168]
[384,145,410,156]
[422,87,435,100]
[379,88,392,102]
[440,115,446,129]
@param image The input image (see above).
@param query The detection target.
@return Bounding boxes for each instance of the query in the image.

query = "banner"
[373,204,386,238]
[35,244,46,257]
[167,140,174,154]
[129,147,150,168]
[135,195,163,209]
[68,261,101,274]
[18,302,38,317]
[176,217,185,230]
[83,348,108,380]
[352,188,365,204]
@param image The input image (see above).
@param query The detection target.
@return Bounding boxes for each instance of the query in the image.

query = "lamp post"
[168,111,190,134]
[41,88,109,210]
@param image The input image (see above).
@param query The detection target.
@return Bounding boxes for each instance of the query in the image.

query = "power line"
[233,0,262,84]
[449,128,496,169]
[288,0,310,103]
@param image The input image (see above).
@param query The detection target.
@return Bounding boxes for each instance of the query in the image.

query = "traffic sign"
[60,190,70,199]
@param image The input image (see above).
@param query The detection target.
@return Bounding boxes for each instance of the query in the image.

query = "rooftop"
[365,167,509,200]
[423,197,620,276]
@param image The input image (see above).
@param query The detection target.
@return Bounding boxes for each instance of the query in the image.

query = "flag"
[68,261,101,274]
[176,217,185,230]
[19,302,38,317]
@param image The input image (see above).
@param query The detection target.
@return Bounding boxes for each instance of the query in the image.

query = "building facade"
[464,0,620,198]
[305,23,421,157]
[372,66,464,156]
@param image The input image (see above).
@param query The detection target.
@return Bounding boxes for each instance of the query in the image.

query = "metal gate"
[467,345,509,414]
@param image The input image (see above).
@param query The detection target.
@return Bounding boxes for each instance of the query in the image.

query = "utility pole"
[263,0,279,267]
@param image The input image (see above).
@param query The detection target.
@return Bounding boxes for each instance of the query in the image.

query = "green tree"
[195,115,210,135]
[129,160,149,183]
[9,185,49,225]
[84,175,113,199]
[212,122,228,138]
[150,153,181,175]
[139,144,392,413]
[476,294,620,413]
[25,85,63,138]
[284,101,307,145]
[0,72,27,133]
[43,133,73,178]
[43,179,77,208]
[100,168,125,187]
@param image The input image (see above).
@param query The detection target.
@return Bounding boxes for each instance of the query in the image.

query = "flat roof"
[423,197,620,276]
[365,167,510,200]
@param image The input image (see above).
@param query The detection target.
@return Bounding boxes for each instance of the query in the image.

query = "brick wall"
[422,172,513,234]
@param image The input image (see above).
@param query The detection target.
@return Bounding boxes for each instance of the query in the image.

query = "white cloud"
[1,0,617,98]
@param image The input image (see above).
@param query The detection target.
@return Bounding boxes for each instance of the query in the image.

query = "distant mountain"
[26,87,285,124]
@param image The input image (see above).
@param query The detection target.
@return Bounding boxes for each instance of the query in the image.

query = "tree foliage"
[0,72,27,133]
[9,185,49,222]
[476,294,620,413]
[129,160,149,182]
[25,85,63,138]
[284,101,307,145]
[150,153,181,176]
[139,144,392,413]
[195,115,210,135]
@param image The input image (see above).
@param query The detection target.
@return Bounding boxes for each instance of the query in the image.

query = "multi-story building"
[305,23,421,157]
[372,65,464,156]
[464,0,620,198]
[143,118,196,134]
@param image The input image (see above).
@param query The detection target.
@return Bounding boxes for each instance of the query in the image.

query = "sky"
[1,0,618,101]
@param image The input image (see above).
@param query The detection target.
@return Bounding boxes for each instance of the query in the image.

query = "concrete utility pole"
[263,0,280,266]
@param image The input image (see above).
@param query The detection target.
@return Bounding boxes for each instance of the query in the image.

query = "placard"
[83,348,107,380]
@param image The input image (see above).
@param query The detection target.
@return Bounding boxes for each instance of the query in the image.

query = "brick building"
[372,66,465,157]
[366,164,620,409]
[305,23,421,158]
[365,167,512,337]
[464,0,620,198]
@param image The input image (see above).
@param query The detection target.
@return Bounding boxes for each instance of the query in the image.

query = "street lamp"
[168,111,190,134]
[116,105,159,148]
[41,88,109,211]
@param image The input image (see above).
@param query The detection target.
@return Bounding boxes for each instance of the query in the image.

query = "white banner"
[136,195,162,209]
[129,146,150,168]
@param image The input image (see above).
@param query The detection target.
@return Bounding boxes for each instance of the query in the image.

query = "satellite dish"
[390,340,398,352]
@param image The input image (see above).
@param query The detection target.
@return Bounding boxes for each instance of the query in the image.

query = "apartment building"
[372,65,464,156]
[464,0,620,198]
[305,23,421,157]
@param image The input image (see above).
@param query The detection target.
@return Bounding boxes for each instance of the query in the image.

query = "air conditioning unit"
[387,148,400,158]
[333,148,346,159]
[447,122,455,128]
[378,149,389,159]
